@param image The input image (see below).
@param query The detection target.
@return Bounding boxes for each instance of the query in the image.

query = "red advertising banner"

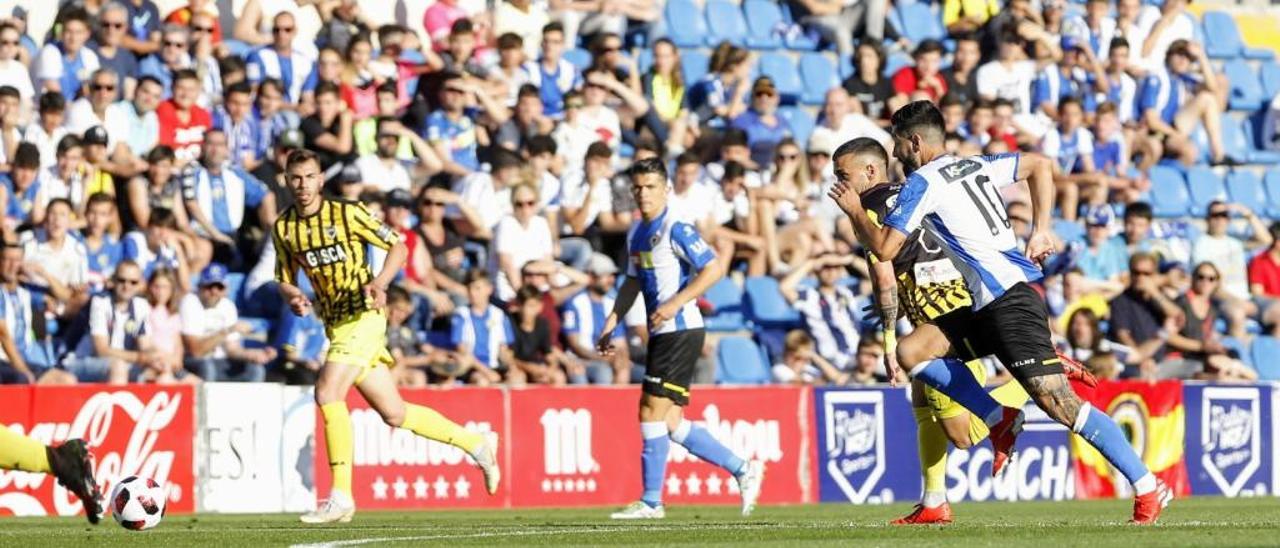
[0,385,196,517]
[312,388,507,509]
[1072,380,1190,499]
[508,386,812,508]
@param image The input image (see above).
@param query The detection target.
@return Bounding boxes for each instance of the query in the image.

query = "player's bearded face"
[893,134,921,173]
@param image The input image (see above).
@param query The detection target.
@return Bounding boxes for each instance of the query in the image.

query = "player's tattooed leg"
[1025,374,1082,427]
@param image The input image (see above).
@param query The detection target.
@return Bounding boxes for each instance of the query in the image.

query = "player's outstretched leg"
[909,357,1023,476]
[1,428,103,524]
[1028,374,1171,524]
[670,418,765,517]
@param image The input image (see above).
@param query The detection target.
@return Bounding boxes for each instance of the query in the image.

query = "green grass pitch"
[2,498,1275,547]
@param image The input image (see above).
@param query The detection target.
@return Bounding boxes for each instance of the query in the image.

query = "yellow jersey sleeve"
[272,215,297,286]
[345,202,400,250]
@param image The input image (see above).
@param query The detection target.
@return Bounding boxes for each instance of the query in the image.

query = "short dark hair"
[464,268,489,286]
[515,284,543,304]
[137,75,164,91]
[890,100,946,144]
[1124,201,1153,221]
[150,207,178,229]
[376,81,397,96]
[286,149,322,172]
[224,81,252,100]
[38,91,66,113]
[47,197,74,214]
[172,69,199,85]
[524,134,556,157]
[258,78,285,97]
[722,128,749,149]
[314,81,340,98]
[491,148,523,171]
[832,137,889,169]
[585,141,612,160]
[387,284,412,305]
[517,84,541,102]
[146,145,175,164]
[450,18,474,36]
[914,39,945,57]
[86,191,116,210]
[938,93,965,110]
[61,7,92,28]
[0,86,18,100]
[56,134,82,157]
[1269,221,1280,243]
[722,160,746,181]
[1059,96,1083,112]
[497,32,523,50]
[542,21,564,36]
[12,143,39,169]
[676,151,700,166]
[627,157,667,181]
[1109,37,1130,52]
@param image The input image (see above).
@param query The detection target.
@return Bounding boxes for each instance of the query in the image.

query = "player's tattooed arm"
[1025,373,1083,426]
[870,259,898,328]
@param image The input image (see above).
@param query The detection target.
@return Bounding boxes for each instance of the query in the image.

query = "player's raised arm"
[829,138,911,261]
[1014,152,1058,264]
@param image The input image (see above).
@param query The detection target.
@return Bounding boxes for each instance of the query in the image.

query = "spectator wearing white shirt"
[0,243,53,384]
[494,0,550,60]
[552,90,599,175]
[493,184,555,303]
[181,263,275,382]
[56,261,159,385]
[0,86,20,173]
[975,30,1043,118]
[66,68,142,177]
[1134,0,1195,74]
[451,149,526,237]
[809,88,892,153]
[23,93,70,170]
[561,141,628,238]
[21,199,89,316]
[351,117,442,199]
[0,23,34,109]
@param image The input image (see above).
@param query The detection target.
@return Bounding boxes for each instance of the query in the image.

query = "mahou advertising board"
[0,385,196,518]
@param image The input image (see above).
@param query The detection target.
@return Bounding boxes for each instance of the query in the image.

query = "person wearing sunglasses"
[1161,262,1258,381]
[1107,252,1182,379]
[165,0,223,44]
[245,12,314,104]
[139,24,198,98]
[0,23,32,110]
[34,8,99,103]
[52,260,162,385]
[730,76,791,169]
[493,184,555,303]
[91,2,140,101]
[1190,200,1273,339]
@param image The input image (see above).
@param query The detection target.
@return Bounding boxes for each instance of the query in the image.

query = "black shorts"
[935,282,1063,381]
[643,328,705,406]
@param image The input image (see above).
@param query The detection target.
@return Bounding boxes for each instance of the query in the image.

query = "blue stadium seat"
[1148,165,1191,217]
[1264,167,1280,218]
[663,0,707,48]
[1223,59,1265,111]
[1222,336,1252,369]
[1203,11,1275,60]
[224,272,247,307]
[1226,169,1268,217]
[1185,166,1226,216]
[883,51,913,78]
[775,2,819,50]
[636,48,653,73]
[564,47,592,71]
[736,0,782,49]
[1242,123,1280,164]
[704,278,747,332]
[1261,60,1280,100]
[1053,218,1085,243]
[1221,113,1252,164]
[759,52,804,101]
[743,275,801,328]
[716,336,771,384]
[778,106,815,144]
[681,49,711,87]
[839,55,854,80]
[893,2,946,46]
[704,0,751,48]
[799,52,840,105]
[1249,336,1280,380]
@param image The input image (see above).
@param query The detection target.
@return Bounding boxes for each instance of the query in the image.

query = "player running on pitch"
[834,137,1097,525]
[0,432,102,523]
[830,102,1171,524]
[598,158,766,519]
[273,150,499,524]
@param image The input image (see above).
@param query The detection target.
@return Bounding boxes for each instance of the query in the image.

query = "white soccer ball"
[109,476,167,530]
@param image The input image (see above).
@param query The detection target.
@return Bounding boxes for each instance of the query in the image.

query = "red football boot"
[891,503,954,525]
[1130,480,1173,525]
[1057,351,1099,388]
[989,406,1024,477]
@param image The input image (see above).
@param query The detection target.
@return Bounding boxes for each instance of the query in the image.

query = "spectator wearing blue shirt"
[245,12,315,104]
[91,2,139,101]
[1079,205,1128,290]
[1138,39,1230,165]
[425,73,501,178]
[120,0,163,56]
[0,243,52,384]
[451,269,517,386]
[181,129,276,267]
[687,42,751,130]
[561,254,630,385]
[122,206,188,285]
[1041,97,1099,222]
[520,22,581,118]
[34,8,100,103]
[3,143,46,228]
[731,77,793,169]
[138,24,194,98]
[1031,36,1108,119]
[212,82,262,171]
[81,193,124,292]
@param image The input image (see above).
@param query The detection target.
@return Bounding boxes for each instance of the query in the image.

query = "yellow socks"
[402,404,483,454]
[0,427,51,473]
[968,380,1032,446]
[320,402,354,497]
[914,407,949,495]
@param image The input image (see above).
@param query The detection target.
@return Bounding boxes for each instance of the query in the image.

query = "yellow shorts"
[924,359,987,420]
[326,310,394,384]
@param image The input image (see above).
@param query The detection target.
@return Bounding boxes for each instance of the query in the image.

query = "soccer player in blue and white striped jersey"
[597,158,765,520]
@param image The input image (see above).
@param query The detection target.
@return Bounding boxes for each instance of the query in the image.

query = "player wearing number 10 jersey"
[831,101,1170,524]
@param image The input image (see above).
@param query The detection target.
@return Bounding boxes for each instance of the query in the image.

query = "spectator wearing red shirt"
[156,69,211,164]
[1249,223,1280,297]
[891,39,947,104]
[424,0,469,52]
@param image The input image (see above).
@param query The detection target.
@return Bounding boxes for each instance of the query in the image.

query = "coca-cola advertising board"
[312,388,506,509]
[0,385,196,517]
[508,386,813,508]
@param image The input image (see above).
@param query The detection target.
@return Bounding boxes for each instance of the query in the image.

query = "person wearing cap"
[808,88,891,155]
[730,76,792,169]
[351,117,441,198]
[80,126,121,201]
[181,263,275,382]
[1138,39,1231,166]
[48,260,163,385]
[561,253,631,385]
[182,129,276,266]
[1077,204,1129,291]
[1031,35,1108,120]
[891,40,948,105]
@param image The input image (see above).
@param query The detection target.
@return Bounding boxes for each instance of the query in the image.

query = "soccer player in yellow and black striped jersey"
[274,150,499,524]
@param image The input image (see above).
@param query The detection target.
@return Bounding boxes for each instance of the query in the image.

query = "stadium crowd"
[0,0,1277,387]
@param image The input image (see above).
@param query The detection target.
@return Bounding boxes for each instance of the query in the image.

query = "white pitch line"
[287,523,803,548]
